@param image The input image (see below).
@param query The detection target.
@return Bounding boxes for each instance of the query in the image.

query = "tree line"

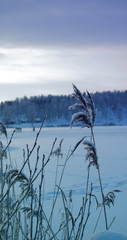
[0,90,127,126]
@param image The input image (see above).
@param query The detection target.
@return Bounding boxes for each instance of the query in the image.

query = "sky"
[0,0,127,102]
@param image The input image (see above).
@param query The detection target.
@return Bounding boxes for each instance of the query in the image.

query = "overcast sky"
[0,0,127,101]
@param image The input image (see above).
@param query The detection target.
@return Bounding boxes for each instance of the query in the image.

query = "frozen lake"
[4,126,127,238]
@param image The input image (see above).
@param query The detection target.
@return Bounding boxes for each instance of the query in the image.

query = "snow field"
[5,126,127,239]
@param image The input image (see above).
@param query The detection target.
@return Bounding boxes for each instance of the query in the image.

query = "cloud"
[0,45,126,83]
[0,45,127,102]
[0,1,126,101]
[0,0,127,47]
[0,53,6,60]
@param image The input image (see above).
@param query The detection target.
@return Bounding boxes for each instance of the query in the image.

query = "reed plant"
[0,85,120,239]
[69,84,120,235]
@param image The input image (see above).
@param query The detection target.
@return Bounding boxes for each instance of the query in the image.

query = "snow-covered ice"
[4,125,127,239]
[87,231,127,240]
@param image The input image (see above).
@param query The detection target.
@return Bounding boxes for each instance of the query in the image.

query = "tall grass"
[0,85,120,240]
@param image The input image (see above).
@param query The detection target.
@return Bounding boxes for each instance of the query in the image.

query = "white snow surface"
[4,126,127,239]
[87,231,127,240]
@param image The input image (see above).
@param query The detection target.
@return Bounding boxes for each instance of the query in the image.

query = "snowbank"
[87,231,127,240]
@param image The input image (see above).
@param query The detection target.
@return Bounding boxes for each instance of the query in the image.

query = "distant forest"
[0,90,127,126]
